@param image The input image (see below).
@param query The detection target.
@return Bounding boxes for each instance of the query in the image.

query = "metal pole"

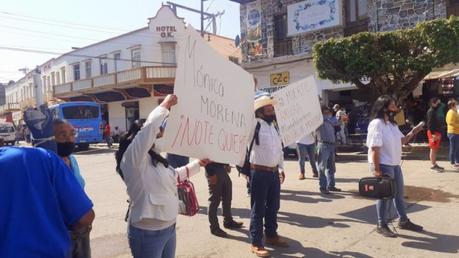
[201,0,205,37]
[32,67,44,107]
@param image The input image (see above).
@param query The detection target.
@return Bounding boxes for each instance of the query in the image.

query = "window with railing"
[344,0,369,35]
[131,49,141,68]
[273,14,292,57]
[160,43,176,66]
[85,60,92,78]
[99,56,108,75]
[448,0,459,17]
[73,64,80,81]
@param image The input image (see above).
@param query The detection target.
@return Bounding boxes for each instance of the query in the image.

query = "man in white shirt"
[248,92,288,257]
[296,132,319,180]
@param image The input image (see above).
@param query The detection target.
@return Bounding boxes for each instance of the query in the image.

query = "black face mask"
[57,142,75,157]
[263,115,276,124]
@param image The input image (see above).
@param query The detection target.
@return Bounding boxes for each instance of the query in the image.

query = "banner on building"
[287,0,342,36]
[246,0,263,57]
[272,76,323,146]
[162,25,255,165]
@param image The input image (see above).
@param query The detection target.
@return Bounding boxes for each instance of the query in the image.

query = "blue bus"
[50,101,103,149]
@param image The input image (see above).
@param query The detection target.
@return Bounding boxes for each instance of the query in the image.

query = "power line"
[0,22,169,50]
[0,46,176,65]
[0,10,130,33]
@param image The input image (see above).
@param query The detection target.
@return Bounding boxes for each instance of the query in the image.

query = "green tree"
[313,16,459,101]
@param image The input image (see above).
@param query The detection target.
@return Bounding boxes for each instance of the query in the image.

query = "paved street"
[75,147,459,258]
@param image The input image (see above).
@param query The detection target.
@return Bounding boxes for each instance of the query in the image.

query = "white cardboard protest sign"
[162,25,254,165]
[272,76,323,146]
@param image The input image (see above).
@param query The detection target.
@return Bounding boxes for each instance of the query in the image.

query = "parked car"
[0,122,16,145]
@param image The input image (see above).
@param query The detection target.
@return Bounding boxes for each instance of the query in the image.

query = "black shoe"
[210,227,228,238]
[399,219,423,232]
[328,186,342,192]
[320,188,330,194]
[376,225,397,238]
[431,164,445,172]
[224,220,243,229]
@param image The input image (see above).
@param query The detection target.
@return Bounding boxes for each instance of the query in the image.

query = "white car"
[0,122,16,145]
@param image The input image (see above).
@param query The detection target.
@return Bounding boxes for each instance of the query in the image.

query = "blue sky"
[0,0,241,82]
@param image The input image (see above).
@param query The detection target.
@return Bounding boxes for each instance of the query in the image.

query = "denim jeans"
[296,143,318,175]
[317,143,336,190]
[374,164,408,226]
[447,133,459,165]
[249,169,280,246]
[128,224,176,258]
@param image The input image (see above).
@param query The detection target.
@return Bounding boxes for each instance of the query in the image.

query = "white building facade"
[1,5,240,131]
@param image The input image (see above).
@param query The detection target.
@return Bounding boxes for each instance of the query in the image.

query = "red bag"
[177,167,199,216]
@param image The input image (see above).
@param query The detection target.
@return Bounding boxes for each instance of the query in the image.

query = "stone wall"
[240,0,345,64]
[368,0,447,32]
[239,0,449,64]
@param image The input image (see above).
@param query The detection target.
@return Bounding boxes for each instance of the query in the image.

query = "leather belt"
[250,164,278,172]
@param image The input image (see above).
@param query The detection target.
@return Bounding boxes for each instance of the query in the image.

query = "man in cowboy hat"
[248,91,288,257]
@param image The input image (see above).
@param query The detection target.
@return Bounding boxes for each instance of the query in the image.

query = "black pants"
[70,225,91,258]
[207,169,233,230]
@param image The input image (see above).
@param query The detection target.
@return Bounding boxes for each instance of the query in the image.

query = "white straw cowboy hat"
[254,91,276,111]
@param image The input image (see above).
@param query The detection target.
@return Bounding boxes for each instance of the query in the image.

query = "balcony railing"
[73,79,92,91]
[273,40,293,57]
[53,66,176,96]
[93,74,115,88]
[1,103,21,112]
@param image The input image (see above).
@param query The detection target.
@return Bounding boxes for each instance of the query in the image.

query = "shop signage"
[270,72,290,86]
[287,0,341,36]
[156,26,176,38]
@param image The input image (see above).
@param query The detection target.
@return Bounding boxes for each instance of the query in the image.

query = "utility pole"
[167,1,223,37]
[201,0,205,37]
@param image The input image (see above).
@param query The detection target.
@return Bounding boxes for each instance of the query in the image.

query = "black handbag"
[359,177,396,199]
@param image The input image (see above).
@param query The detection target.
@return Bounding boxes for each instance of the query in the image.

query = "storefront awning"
[424,65,459,80]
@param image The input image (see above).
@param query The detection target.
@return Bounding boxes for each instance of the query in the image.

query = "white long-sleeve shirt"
[120,106,200,230]
[249,118,284,170]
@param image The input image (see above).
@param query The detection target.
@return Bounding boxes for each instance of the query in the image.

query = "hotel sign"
[156,26,176,38]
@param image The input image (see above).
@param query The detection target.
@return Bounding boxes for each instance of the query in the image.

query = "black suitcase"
[359,177,396,200]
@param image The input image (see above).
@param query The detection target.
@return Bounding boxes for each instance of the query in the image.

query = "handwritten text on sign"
[163,25,254,165]
[272,76,323,146]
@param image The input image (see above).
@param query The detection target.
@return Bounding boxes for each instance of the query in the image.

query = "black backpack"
[236,122,261,177]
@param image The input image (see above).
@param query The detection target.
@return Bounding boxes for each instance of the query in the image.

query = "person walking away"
[53,119,91,257]
[112,126,121,143]
[120,95,210,258]
[296,132,319,180]
[0,146,94,258]
[366,95,424,237]
[445,99,459,169]
[426,97,444,172]
[206,162,243,237]
[103,122,113,148]
[333,104,348,145]
[247,92,288,257]
[316,106,341,194]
